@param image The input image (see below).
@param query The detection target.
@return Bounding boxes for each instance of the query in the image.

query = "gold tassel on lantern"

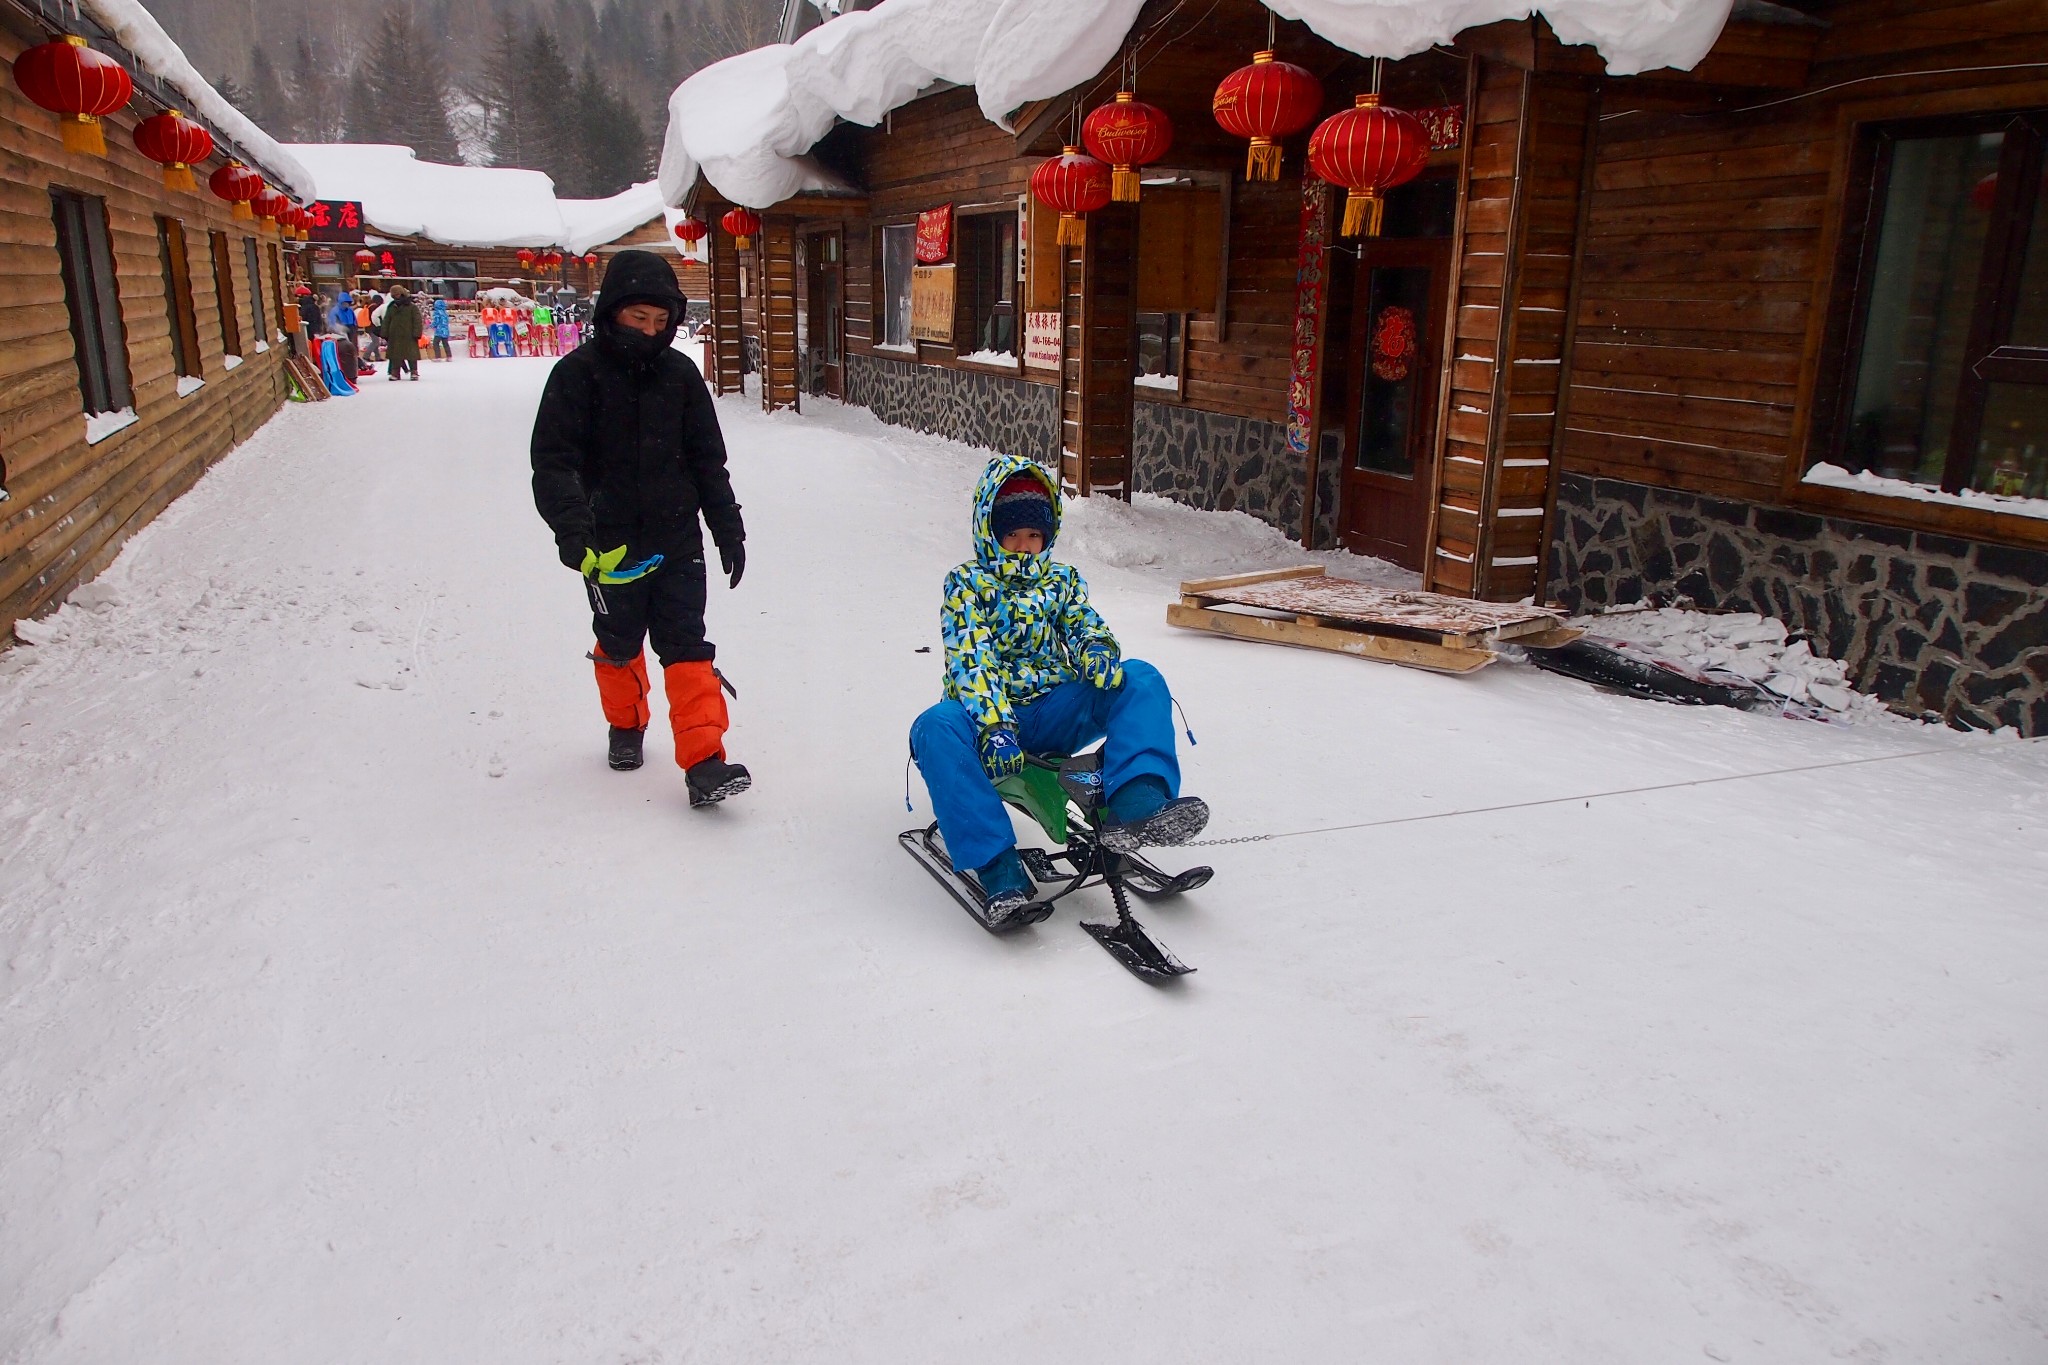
[161,164,195,191]
[1246,136,1283,182]
[734,233,752,250]
[1111,167,1140,202]
[61,114,107,157]
[1343,189,1385,238]
[1057,212,1086,247]
[231,201,252,220]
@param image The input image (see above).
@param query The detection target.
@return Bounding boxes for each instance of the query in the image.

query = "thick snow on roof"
[286,144,667,251]
[660,0,1734,210]
[79,0,314,199]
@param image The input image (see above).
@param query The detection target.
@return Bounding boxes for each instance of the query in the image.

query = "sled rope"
[1182,732,2048,847]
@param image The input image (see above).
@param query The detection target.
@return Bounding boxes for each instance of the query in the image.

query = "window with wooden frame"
[1135,312,1185,394]
[209,230,243,358]
[265,241,286,335]
[243,238,268,341]
[876,222,916,350]
[52,189,133,415]
[156,216,202,381]
[1133,181,1223,398]
[1819,109,2048,502]
[955,209,1018,360]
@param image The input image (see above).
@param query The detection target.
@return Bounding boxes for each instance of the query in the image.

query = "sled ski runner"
[899,751,1206,983]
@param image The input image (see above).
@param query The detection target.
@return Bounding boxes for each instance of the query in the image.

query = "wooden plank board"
[1166,602,1495,675]
[1187,576,1564,645]
[1177,564,1326,594]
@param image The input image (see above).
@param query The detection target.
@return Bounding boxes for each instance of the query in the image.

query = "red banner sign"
[305,199,366,244]
[915,204,952,264]
[1415,104,1464,151]
[1285,178,1331,460]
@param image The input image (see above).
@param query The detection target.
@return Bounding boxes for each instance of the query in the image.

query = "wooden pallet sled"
[1166,565,1580,674]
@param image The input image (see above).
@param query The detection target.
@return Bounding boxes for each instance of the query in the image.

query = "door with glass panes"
[1339,234,1451,568]
[804,230,843,399]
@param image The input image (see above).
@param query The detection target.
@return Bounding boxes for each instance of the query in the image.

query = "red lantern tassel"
[1056,212,1086,247]
[733,234,752,251]
[1110,165,1140,203]
[61,114,107,157]
[1247,137,1283,182]
[161,163,195,191]
[231,201,252,220]
[1342,189,1384,238]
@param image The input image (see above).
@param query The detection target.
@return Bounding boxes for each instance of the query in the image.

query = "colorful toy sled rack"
[1167,566,1578,673]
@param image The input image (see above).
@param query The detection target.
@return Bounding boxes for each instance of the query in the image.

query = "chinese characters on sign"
[915,204,953,264]
[1024,312,1062,370]
[1285,177,1331,458]
[306,200,367,244]
[1414,105,1464,151]
[910,264,956,343]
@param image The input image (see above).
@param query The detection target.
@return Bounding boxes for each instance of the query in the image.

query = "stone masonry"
[1547,473,2048,734]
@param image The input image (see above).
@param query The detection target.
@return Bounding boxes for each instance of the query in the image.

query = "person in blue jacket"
[429,296,452,361]
[908,452,1207,923]
[326,289,358,351]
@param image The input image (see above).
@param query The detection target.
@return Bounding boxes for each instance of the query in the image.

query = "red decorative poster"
[1414,104,1464,151]
[915,204,953,264]
[1371,305,1417,382]
[1285,177,1331,459]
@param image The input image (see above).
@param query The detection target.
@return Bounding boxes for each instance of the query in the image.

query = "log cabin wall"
[758,216,800,411]
[1,19,291,641]
[1549,0,2048,732]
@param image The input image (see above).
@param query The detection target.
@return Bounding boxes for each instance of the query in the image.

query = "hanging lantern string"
[1372,54,1384,97]
[1064,0,1215,123]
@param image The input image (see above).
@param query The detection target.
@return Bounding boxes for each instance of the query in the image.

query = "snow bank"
[80,0,315,199]
[659,0,1732,208]
[1804,462,2048,522]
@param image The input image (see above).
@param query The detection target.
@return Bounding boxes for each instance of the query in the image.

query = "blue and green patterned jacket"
[941,453,1119,731]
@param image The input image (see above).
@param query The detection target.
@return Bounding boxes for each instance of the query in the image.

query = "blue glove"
[978,725,1025,781]
[1078,645,1125,690]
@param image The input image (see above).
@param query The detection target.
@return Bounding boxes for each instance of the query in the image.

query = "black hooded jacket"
[530,249,742,563]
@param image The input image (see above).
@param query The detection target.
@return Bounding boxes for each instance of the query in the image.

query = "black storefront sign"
[306,200,367,244]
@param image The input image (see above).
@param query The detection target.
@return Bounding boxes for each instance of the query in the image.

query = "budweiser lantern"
[12,35,132,157]
[1030,146,1112,247]
[1082,92,1173,203]
[133,109,213,190]
[721,208,760,251]
[208,160,263,218]
[1307,93,1429,237]
[672,215,707,245]
[1212,50,1322,182]
[251,187,289,227]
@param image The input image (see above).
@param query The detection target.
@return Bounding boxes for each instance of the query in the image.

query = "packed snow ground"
[2,356,2044,1364]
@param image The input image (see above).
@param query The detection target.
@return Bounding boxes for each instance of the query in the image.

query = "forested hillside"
[151,0,780,196]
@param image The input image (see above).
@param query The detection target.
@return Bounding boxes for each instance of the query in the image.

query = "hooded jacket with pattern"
[940,453,1120,732]
[529,249,742,564]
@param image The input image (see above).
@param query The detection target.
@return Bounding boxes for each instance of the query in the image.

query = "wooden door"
[1339,237,1451,569]
[804,230,843,399]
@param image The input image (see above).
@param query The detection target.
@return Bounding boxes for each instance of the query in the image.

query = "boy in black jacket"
[530,250,751,807]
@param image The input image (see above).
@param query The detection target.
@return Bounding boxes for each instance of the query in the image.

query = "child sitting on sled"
[909,453,1207,923]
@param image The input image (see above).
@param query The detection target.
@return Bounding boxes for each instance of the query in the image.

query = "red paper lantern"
[251,188,289,227]
[1083,92,1173,203]
[721,208,760,251]
[132,108,213,190]
[672,215,707,245]
[1029,146,1111,247]
[353,248,376,273]
[1307,93,1429,237]
[542,250,563,270]
[1212,50,1323,183]
[582,252,599,267]
[208,160,263,219]
[12,35,132,157]
[516,248,536,270]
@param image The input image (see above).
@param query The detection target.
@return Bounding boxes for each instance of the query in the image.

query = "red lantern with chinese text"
[1307,93,1429,237]
[1029,146,1111,247]
[721,207,760,251]
[12,35,132,157]
[133,108,212,190]
[1083,92,1172,203]
[251,187,289,227]
[1211,50,1322,182]
[672,215,707,246]
[208,160,263,218]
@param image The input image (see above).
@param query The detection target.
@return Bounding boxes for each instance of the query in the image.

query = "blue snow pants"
[909,658,1180,873]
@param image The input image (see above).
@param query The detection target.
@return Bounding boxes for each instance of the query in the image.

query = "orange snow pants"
[591,648,727,769]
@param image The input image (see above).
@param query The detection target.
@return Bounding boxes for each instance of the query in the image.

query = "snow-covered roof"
[660,0,1735,211]
[77,0,315,199]
[285,145,671,253]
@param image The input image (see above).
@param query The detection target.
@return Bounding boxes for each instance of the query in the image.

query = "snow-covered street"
[2,356,2044,1363]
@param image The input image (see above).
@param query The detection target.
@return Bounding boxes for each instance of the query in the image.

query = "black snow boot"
[608,726,644,771]
[1098,796,1211,853]
[685,755,752,807]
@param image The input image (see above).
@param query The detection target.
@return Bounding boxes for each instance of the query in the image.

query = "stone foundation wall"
[1131,402,1342,549]
[1547,472,2048,733]
[844,352,1058,463]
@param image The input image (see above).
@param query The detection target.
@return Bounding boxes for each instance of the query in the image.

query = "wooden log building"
[2,0,303,642]
[681,0,2048,733]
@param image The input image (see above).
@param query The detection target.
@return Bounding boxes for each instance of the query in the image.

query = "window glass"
[1382,174,1457,239]
[410,259,479,299]
[156,217,201,379]
[1355,266,1433,475]
[880,223,916,348]
[243,238,268,339]
[960,212,1017,356]
[1135,312,1183,391]
[1974,382,2048,496]
[210,231,243,358]
[2008,161,2048,349]
[52,190,132,414]
[1844,132,2003,485]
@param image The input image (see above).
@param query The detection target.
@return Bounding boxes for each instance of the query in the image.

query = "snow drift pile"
[660,0,1734,209]
[1564,605,1897,722]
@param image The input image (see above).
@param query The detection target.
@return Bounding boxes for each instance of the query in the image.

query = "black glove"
[557,533,592,571]
[717,538,745,589]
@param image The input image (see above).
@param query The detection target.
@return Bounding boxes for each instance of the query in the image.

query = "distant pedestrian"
[429,296,452,361]
[328,288,359,352]
[383,286,421,381]
[295,284,322,338]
